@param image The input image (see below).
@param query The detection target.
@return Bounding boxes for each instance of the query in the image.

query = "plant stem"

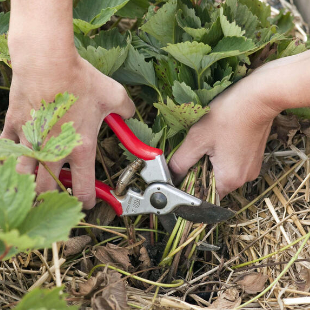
[39,161,67,192]
[88,264,184,288]
[0,85,9,91]
[232,234,307,269]
[161,217,183,261]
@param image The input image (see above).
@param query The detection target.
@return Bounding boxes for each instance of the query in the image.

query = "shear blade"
[173,201,234,224]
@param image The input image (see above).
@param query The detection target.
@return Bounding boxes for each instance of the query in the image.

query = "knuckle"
[73,137,95,157]
[75,190,96,209]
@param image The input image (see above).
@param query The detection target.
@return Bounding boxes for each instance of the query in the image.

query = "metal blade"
[158,214,178,234]
[174,201,235,224]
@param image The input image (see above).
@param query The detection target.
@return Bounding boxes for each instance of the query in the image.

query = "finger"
[69,142,96,210]
[108,83,135,119]
[36,161,64,194]
[16,156,38,175]
[169,126,210,184]
[0,122,19,143]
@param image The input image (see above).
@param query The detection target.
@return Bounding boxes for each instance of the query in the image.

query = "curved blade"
[174,202,235,224]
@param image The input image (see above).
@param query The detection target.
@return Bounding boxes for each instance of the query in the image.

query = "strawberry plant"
[0,0,309,308]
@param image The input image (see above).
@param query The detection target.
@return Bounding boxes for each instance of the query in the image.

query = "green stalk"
[232,234,307,269]
[39,161,67,193]
[0,85,9,91]
[236,231,310,309]
[161,217,183,260]
[161,217,185,265]
[89,264,184,288]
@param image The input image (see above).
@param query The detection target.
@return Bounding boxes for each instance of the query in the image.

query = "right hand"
[1,49,135,209]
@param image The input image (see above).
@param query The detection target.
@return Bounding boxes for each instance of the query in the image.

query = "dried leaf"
[101,136,121,161]
[92,272,129,310]
[207,287,241,309]
[300,119,310,138]
[235,272,268,294]
[139,246,152,270]
[85,201,116,236]
[64,235,92,257]
[296,268,310,292]
[73,272,106,297]
[93,243,132,271]
[271,114,300,146]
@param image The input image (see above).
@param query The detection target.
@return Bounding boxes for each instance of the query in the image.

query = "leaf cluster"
[112,0,306,137]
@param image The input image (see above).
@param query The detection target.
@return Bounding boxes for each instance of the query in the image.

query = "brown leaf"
[93,244,132,271]
[100,136,120,161]
[271,114,300,146]
[139,247,152,270]
[296,268,310,292]
[235,272,268,294]
[300,119,310,138]
[207,288,241,309]
[64,235,92,257]
[72,272,106,297]
[92,271,129,310]
[85,201,116,236]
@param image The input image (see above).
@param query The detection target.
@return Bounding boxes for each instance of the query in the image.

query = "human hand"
[169,70,281,199]
[1,49,135,209]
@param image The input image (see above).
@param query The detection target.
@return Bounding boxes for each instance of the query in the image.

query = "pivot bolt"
[150,192,167,209]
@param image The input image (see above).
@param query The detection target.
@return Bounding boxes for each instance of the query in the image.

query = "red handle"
[58,169,123,216]
[104,113,162,161]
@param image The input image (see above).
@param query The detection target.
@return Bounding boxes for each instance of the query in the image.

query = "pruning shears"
[56,114,234,232]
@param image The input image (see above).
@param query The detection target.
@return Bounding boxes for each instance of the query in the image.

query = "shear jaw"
[140,154,172,185]
[117,183,202,216]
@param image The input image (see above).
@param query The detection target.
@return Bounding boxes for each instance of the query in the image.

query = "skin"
[169,50,310,199]
[1,1,135,209]
[2,1,310,207]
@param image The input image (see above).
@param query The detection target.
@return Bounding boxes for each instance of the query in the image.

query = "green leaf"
[113,45,157,89]
[154,97,209,132]
[154,56,179,98]
[163,41,212,72]
[22,92,78,151]
[172,81,201,105]
[200,17,223,47]
[219,7,245,37]
[0,157,36,231]
[286,108,310,119]
[120,119,163,161]
[224,0,259,39]
[75,28,130,50]
[14,287,78,310]
[0,34,10,67]
[270,10,294,35]
[238,0,271,28]
[200,36,255,73]
[117,0,149,18]
[0,139,33,160]
[278,40,307,58]
[0,12,10,35]
[195,80,232,106]
[18,191,83,249]
[78,45,129,76]
[141,0,178,45]
[34,123,82,162]
[0,124,82,163]
[73,0,129,34]
[0,230,41,255]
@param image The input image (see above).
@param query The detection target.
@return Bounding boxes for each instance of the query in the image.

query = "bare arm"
[169,51,310,199]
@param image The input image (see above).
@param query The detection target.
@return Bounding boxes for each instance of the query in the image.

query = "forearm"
[251,50,310,114]
[9,0,76,60]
